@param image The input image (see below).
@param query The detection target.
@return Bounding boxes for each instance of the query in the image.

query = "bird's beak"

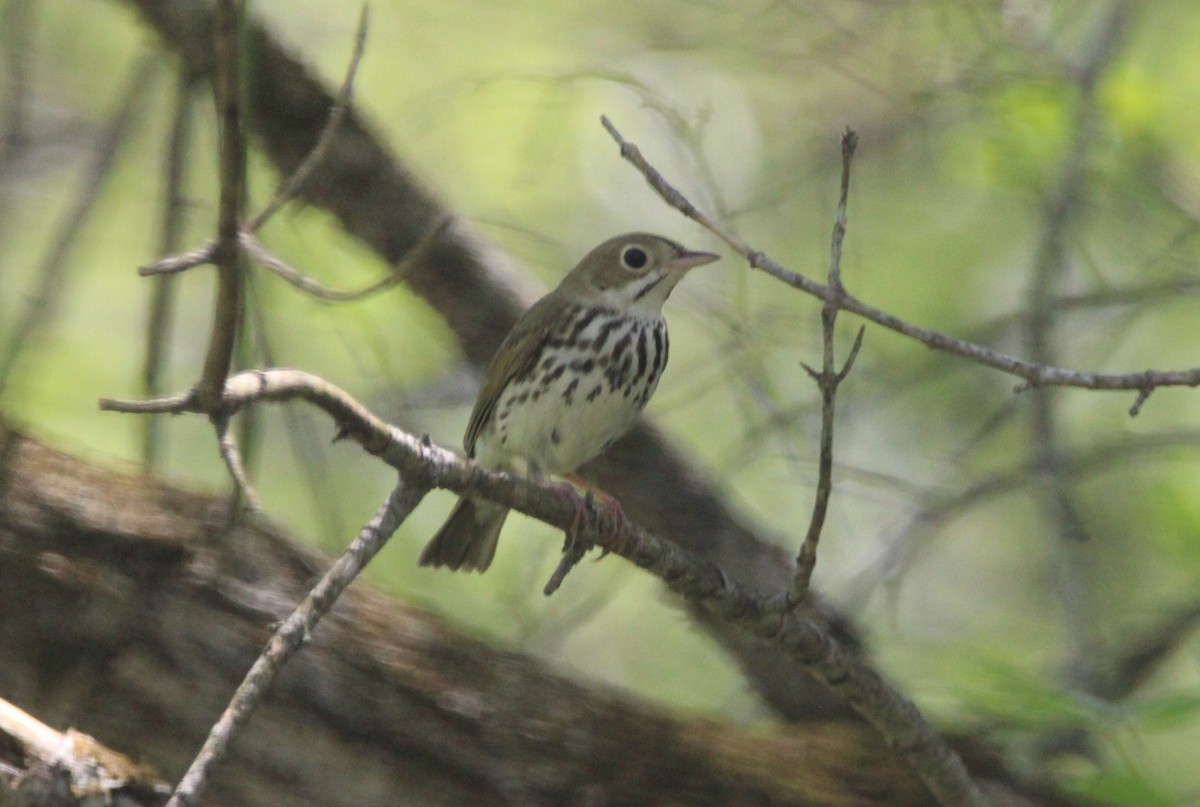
[667,249,720,272]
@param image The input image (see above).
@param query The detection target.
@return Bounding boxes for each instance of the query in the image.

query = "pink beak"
[667,249,720,272]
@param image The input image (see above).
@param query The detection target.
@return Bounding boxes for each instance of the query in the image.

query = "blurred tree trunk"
[0,423,1076,806]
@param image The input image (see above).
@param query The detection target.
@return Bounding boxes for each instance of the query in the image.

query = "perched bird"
[419,233,719,572]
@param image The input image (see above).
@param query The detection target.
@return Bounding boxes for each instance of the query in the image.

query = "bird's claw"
[590,490,631,560]
[544,480,638,596]
[556,483,630,559]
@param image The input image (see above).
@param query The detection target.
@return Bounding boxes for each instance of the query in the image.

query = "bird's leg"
[547,477,591,554]
[559,473,632,558]
[542,476,637,596]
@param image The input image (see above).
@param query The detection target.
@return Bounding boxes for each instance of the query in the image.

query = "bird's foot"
[555,475,632,558]
[586,489,633,559]
[544,480,634,596]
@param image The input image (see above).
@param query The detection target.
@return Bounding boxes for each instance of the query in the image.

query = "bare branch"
[139,239,217,276]
[599,116,1200,399]
[243,216,450,302]
[214,414,262,513]
[0,697,169,804]
[543,524,590,596]
[164,476,428,807]
[245,5,369,234]
[790,129,859,605]
[142,69,199,470]
[103,369,987,807]
[142,211,450,305]
[543,488,624,596]
[137,10,407,328]
[195,0,247,413]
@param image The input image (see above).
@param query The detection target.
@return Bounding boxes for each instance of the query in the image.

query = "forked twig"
[246,5,369,234]
[243,216,450,301]
[789,128,861,605]
[137,7,404,309]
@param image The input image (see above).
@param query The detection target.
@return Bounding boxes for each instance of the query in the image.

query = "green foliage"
[1070,768,1179,807]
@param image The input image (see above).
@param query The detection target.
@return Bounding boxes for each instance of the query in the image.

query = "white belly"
[475,313,667,477]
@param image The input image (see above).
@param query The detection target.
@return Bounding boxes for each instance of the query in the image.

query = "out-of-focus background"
[2,1,1199,803]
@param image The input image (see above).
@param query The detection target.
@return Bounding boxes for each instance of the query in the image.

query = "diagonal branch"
[102,369,987,807]
[599,115,1200,402]
[242,219,449,302]
[163,475,429,807]
[245,5,368,234]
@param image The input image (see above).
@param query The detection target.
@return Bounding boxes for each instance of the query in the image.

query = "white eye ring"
[621,245,649,271]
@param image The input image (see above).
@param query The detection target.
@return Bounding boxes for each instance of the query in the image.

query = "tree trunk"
[0,422,1073,806]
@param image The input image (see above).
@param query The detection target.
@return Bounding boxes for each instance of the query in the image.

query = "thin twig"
[599,115,1200,400]
[196,0,247,413]
[544,532,589,596]
[162,475,428,807]
[140,240,216,276]
[1128,386,1153,416]
[135,8,406,317]
[246,5,369,234]
[142,210,446,303]
[789,129,860,605]
[214,414,262,513]
[243,216,450,302]
[142,70,199,470]
[737,266,1200,463]
[233,291,262,511]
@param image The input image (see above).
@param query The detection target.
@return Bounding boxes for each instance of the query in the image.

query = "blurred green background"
[3,1,1200,803]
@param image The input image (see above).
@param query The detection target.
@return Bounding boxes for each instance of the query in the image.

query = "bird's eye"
[620,245,649,271]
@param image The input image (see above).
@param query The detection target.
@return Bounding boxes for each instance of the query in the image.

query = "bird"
[418,233,719,572]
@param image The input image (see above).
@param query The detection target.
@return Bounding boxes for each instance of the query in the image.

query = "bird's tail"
[418,496,508,572]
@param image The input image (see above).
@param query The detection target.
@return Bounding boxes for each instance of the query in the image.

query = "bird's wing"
[463,295,564,456]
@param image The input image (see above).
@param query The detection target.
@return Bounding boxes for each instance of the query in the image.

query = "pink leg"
[556,475,633,557]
